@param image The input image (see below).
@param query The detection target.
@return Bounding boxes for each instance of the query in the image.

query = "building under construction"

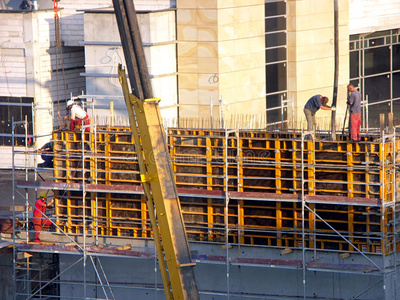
[1,0,400,299]
[6,121,399,299]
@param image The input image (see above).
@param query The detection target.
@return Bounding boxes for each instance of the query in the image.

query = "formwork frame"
[10,122,400,299]
[10,118,125,300]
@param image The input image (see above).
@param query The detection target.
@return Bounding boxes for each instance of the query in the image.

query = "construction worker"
[66,98,90,130]
[32,192,54,243]
[38,141,53,168]
[347,84,362,142]
[303,95,334,131]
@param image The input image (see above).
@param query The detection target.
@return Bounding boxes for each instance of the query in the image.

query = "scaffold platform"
[13,127,398,256]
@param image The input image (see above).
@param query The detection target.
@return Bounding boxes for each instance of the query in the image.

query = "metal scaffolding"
[8,119,400,299]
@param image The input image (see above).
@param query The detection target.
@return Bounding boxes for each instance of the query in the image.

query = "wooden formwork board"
[51,190,397,254]
[50,128,400,254]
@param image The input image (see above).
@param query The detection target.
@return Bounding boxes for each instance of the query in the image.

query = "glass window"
[265,16,286,32]
[266,62,287,94]
[266,93,287,124]
[265,1,286,17]
[349,51,359,79]
[368,37,385,47]
[349,80,361,90]
[393,71,400,98]
[266,47,286,63]
[364,46,390,76]
[367,103,391,127]
[393,44,400,71]
[365,74,390,103]
[350,30,400,129]
[266,32,286,47]
[392,99,400,117]
[366,30,391,38]
[265,0,287,126]
[0,96,33,146]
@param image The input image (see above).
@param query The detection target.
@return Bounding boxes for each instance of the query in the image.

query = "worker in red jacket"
[66,98,90,130]
[33,192,54,243]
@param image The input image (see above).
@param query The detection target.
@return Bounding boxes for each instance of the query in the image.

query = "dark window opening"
[266,63,287,94]
[265,1,286,17]
[267,93,287,125]
[266,32,286,48]
[349,51,359,78]
[266,47,286,63]
[364,46,390,76]
[393,72,400,98]
[265,16,286,32]
[393,44,400,71]
[365,74,390,103]
[0,96,33,146]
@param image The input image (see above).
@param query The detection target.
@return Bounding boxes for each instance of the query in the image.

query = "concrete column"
[176,1,266,127]
[287,0,349,130]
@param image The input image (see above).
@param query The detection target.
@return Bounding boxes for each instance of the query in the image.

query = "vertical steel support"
[12,117,16,300]
[301,130,307,300]
[346,142,354,197]
[236,133,244,245]
[275,139,282,193]
[331,0,339,140]
[225,130,230,298]
[81,126,87,299]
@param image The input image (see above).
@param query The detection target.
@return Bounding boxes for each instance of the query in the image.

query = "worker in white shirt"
[66,99,90,130]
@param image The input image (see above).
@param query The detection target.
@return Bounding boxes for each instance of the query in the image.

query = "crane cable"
[53,0,68,129]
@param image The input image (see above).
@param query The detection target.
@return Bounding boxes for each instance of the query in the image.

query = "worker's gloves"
[331,106,336,111]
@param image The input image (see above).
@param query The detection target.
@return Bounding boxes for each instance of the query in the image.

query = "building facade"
[0,0,399,155]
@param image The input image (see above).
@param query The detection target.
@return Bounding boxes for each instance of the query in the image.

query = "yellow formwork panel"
[51,128,400,254]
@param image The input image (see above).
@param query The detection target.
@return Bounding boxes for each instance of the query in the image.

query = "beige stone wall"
[287,0,349,130]
[176,1,266,127]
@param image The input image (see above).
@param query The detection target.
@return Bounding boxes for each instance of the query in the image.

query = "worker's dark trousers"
[304,108,315,131]
[40,155,53,168]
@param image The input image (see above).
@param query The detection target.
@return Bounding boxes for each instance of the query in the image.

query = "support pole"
[331,0,339,140]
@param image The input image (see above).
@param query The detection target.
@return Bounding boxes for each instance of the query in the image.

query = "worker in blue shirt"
[38,141,53,168]
[303,95,334,131]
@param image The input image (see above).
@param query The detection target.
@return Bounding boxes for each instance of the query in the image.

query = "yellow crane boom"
[112,0,199,299]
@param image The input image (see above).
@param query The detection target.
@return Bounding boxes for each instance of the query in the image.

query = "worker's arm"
[347,93,354,106]
[47,198,54,208]
[320,105,332,111]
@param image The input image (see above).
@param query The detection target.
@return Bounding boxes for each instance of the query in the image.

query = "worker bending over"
[66,98,90,130]
[347,84,362,142]
[303,95,334,131]
[33,192,54,243]
[38,141,53,168]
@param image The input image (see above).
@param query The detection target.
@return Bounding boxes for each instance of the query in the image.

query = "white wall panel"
[350,0,400,34]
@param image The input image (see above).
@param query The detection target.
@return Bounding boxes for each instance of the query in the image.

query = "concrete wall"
[0,146,35,168]
[176,1,266,125]
[0,10,86,167]
[57,244,398,299]
[83,9,178,124]
[287,0,350,130]
[0,14,26,97]
[0,11,85,150]
[349,0,400,34]
[0,248,13,300]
